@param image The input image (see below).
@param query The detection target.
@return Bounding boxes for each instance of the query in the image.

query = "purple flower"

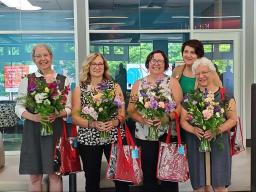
[165,101,176,112]
[28,81,37,92]
[150,99,158,109]
[203,88,208,98]
[97,82,109,91]
[183,95,188,103]
[140,90,148,97]
[214,105,221,112]
[156,78,163,84]
[187,114,193,122]
[113,98,122,108]
[205,102,210,107]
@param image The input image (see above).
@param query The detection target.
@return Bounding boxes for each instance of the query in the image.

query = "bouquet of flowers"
[182,88,226,152]
[81,81,123,142]
[19,74,70,136]
[135,79,176,141]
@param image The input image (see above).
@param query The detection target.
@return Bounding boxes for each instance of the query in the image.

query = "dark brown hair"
[145,50,169,71]
[181,39,204,58]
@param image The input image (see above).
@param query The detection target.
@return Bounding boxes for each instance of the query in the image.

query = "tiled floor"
[0,148,250,191]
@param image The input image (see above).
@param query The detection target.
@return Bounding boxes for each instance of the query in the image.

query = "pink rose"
[144,101,150,108]
[158,101,165,109]
[202,109,213,120]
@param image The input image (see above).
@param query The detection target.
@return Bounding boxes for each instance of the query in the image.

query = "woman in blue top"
[180,57,237,191]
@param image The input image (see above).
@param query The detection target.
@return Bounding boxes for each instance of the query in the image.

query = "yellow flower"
[44,87,49,93]
[93,92,103,102]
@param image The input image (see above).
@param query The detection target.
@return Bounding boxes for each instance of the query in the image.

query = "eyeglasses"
[195,71,211,77]
[34,53,51,59]
[91,62,104,68]
[150,59,165,65]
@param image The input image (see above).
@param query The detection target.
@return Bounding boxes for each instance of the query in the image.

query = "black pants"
[78,144,130,192]
[136,138,179,192]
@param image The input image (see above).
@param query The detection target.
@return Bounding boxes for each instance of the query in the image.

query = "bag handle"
[165,111,181,145]
[125,124,135,147]
[220,87,225,101]
[117,126,123,147]
[71,124,78,137]
[62,120,67,139]
[117,124,136,148]
[62,120,78,139]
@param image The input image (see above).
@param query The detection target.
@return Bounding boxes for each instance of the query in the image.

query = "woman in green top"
[172,39,222,94]
[172,39,222,191]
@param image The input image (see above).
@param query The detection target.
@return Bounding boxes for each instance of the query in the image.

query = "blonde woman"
[72,53,129,192]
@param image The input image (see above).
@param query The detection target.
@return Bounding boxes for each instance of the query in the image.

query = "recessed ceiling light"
[0,0,41,10]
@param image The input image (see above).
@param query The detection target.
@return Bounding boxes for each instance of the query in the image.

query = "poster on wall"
[4,65,29,92]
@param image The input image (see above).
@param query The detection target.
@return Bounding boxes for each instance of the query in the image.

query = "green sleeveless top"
[179,75,196,95]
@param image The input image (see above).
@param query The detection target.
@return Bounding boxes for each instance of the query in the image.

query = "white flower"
[43,99,51,105]
[53,95,60,100]
[35,93,48,103]
[99,107,103,112]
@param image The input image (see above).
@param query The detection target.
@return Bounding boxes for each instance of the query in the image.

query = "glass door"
[192,32,244,139]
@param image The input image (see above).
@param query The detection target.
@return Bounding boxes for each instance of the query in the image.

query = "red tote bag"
[156,112,189,182]
[54,122,82,175]
[220,87,245,156]
[106,124,143,185]
[230,117,245,156]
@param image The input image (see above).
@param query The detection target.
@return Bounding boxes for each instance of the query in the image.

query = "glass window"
[89,0,190,30]
[219,44,231,52]
[103,46,110,54]
[114,46,124,54]
[0,1,74,30]
[204,44,213,53]
[90,33,188,92]
[194,0,242,29]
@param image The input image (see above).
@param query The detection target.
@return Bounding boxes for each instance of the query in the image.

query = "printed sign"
[4,65,29,92]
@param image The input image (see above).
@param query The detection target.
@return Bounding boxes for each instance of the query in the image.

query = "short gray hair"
[32,44,53,57]
[192,57,216,74]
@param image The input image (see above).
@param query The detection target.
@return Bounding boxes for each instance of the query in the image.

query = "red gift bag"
[230,117,245,156]
[106,124,143,185]
[220,87,245,156]
[156,112,189,182]
[54,122,82,175]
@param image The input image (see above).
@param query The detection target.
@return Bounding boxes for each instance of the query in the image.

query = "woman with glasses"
[15,44,72,191]
[72,53,129,192]
[127,50,182,192]
[180,57,237,192]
